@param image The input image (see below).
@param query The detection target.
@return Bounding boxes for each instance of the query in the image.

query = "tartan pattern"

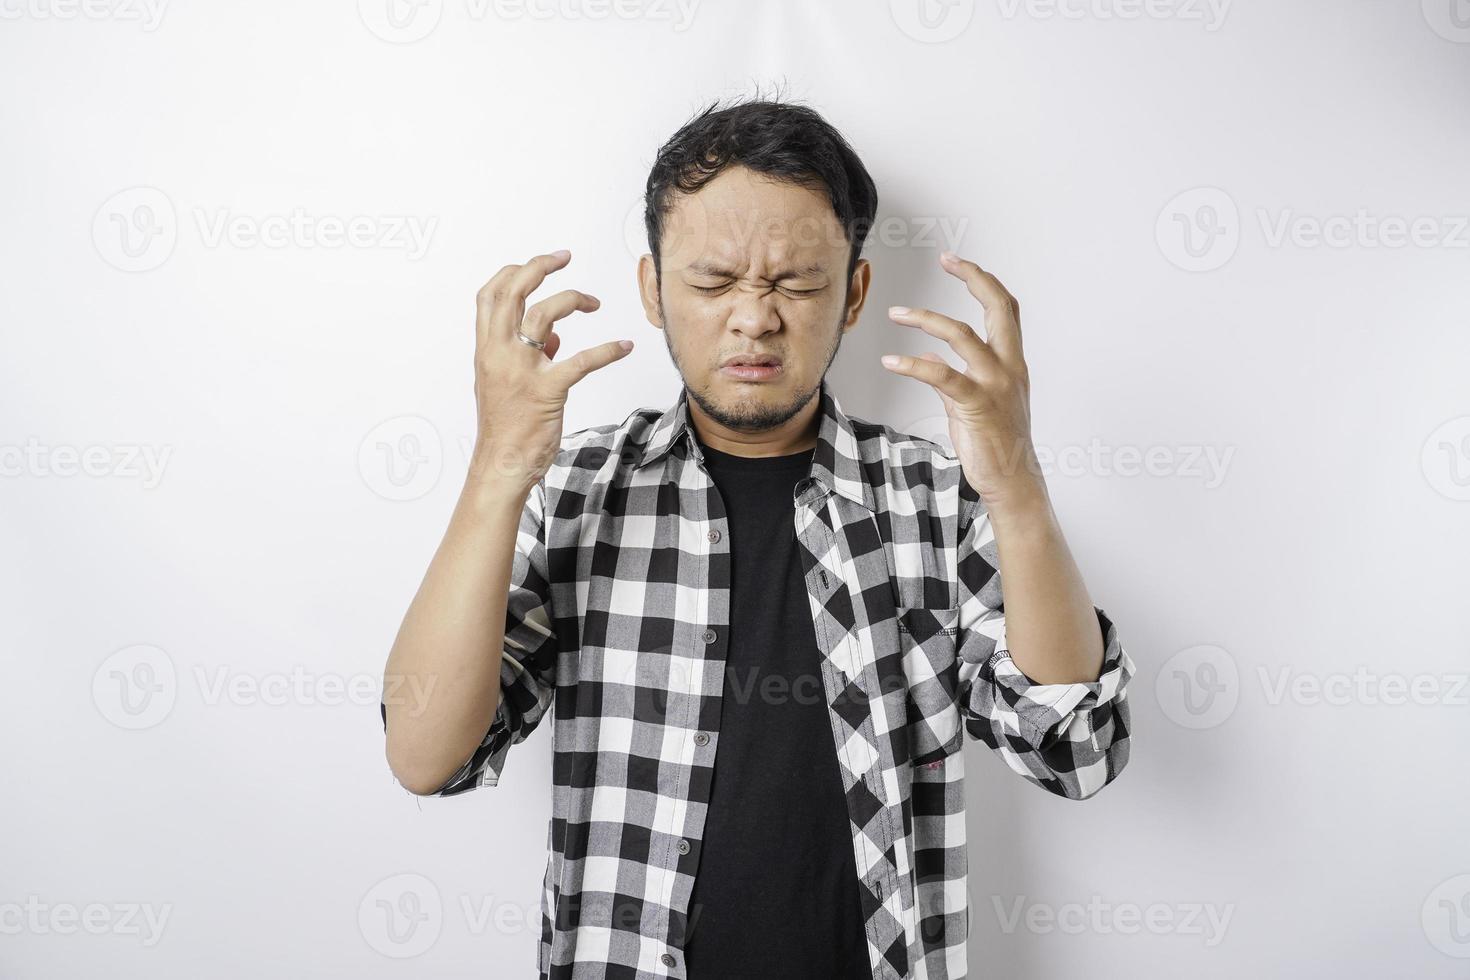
[407,377,1134,979]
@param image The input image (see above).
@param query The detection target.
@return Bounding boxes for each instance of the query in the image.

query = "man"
[381,97,1134,980]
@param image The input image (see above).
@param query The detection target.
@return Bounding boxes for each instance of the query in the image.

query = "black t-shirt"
[680,436,871,980]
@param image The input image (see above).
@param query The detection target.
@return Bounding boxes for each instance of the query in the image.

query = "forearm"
[382,473,531,794]
[982,479,1105,686]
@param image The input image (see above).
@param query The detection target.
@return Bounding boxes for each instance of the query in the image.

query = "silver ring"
[514,328,547,351]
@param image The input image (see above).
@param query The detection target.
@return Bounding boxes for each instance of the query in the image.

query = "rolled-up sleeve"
[381,479,558,797]
[952,500,1134,801]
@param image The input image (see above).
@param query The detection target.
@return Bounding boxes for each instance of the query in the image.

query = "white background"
[3,0,1469,977]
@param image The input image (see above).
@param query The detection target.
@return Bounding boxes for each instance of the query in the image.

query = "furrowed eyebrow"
[685,261,828,282]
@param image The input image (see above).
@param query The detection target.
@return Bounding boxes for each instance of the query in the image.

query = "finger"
[475,263,521,348]
[554,339,635,387]
[887,304,1000,375]
[480,250,573,342]
[938,251,1023,364]
[880,351,973,401]
[917,352,957,413]
[519,289,601,347]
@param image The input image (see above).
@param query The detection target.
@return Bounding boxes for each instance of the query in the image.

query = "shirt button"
[693,731,709,746]
[660,952,677,967]
[707,529,721,543]
[702,628,717,644]
[677,838,691,854]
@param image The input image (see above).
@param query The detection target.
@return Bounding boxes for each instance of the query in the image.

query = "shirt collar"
[634,376,877,513]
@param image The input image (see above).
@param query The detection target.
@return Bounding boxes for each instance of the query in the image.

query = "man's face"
[637,164,870,432]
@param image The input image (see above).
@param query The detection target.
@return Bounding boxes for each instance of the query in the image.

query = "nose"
[726,286,781,339]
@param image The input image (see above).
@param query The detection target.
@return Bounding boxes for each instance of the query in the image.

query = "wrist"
[467,440,546,493]
[979,476,1053,530]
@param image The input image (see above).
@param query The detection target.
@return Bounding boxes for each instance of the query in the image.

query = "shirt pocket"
[895,605,964,768]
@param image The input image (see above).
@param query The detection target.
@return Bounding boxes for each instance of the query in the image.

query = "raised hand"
[470,249,634,491]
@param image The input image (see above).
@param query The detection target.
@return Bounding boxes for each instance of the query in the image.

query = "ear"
[842,257,871,333]
[637,253,664,330]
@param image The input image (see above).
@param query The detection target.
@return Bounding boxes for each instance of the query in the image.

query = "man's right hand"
[470,249,634,490]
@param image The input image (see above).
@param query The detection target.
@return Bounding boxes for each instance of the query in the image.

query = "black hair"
[642,88,879,288]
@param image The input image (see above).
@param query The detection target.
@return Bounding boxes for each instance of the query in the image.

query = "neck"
[687,387,822,458]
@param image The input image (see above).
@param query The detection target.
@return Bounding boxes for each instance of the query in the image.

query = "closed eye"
[689,283,824,296]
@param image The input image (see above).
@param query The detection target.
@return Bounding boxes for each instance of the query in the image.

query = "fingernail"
[619,340,634,351]
[551,249,571,260]
[889,306,910,317]
[940,251,958,263]
[881,355,901,368]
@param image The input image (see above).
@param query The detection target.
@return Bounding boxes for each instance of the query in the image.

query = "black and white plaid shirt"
[393,377,1134,979]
